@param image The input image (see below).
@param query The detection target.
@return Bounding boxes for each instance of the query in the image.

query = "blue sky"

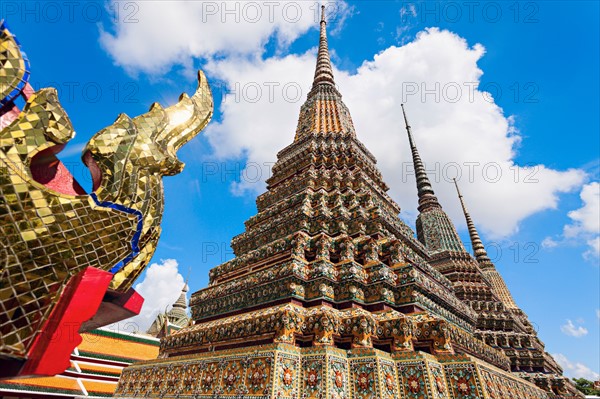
[3,0,598,379]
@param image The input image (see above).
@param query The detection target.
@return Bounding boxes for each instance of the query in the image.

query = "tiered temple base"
[115,303,555,399]
[115,342,550,399]
[115,8,581,399]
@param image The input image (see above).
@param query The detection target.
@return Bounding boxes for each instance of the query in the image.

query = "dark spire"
[453,179,519,309]
[401,104,441,212]
[311,5,336,89]
[453,178,492,265]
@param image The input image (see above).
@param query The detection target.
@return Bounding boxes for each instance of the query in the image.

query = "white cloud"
[561,319,589,338]
[544,182,600,260]
[553,353,600,381]
[202,27,585,238]
[203,51,317,195]
[99,1,351,75]
[565,182,600,237]
[586,236,600,260]
[400,3,417,18]
[107,259,186,334]
[541,237,559,249]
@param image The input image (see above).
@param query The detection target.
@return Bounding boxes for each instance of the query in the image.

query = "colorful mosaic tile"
[0,22,213,363]
[112,6,579,399]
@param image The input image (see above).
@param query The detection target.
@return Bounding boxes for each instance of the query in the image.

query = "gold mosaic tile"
[0,21,213,360]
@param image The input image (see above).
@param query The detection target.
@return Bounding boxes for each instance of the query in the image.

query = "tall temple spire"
[312,5,336,89]
[453,178,492,266]
[401,104,465,254]
[293,6,357,140]
[453,179,519,309]
[401,104,441,212]
[116,17,582,399]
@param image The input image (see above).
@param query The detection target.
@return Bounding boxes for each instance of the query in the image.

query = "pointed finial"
[453,178,464,200]
[401,103,410,130]
[171,277,189,310]
[401,104,441,212]
[453,178,491,265]
[311,4,336,89]
[183,267,191,293]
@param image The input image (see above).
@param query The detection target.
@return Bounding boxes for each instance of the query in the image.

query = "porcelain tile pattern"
[114,7,579,399]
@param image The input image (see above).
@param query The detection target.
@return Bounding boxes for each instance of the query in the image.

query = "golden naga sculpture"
[0,20,213,376]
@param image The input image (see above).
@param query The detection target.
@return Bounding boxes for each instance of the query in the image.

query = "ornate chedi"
[401,102,577,396]
[0,20,213,377]
[452,179,579,396]
[400,104,495,305]
[115,8,580,399]
[147,284,192,338]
